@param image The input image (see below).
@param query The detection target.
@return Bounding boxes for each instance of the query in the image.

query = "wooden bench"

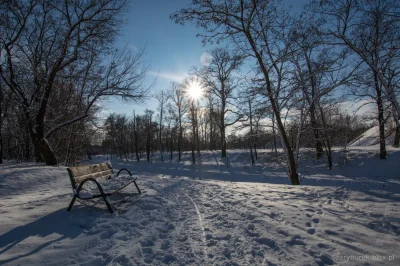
[66,163,141,213]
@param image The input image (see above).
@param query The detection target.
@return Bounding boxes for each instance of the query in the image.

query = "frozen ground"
[0,146,399,265]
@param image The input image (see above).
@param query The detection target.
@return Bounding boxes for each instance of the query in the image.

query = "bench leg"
[67,195,77,212]
[103,196,113,213]
[72,178,114,214]
[133,181,141,194]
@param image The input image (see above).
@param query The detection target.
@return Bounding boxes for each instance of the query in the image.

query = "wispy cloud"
[126,44,139,52]
[200,52,212,66]
[148,71,185,82]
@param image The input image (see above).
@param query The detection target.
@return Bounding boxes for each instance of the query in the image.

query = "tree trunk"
[22,126,30,161]
[317,104,333,170]
[321,130,333,170]
[24,135,30,161]
[394,124,400,148]
[196,120,200,154]
[221,128,227,158]
[191,139,196,164]
[393,106,400,147]
[178,124,182,161]
[159,91,164,162]
[27,108,58,165]
[322,136,333,170]
[272,113,278,156]
[249,98,255,165]
[374,72,387,159]
[0,132,3,164]
[220,107,227,158]
[191,102,197,164]
[35,138,57,165]
[170,131,173,160]
[134,115,140,162]
[0,89,2,164]
[249,144,255,165]
[310,104,324,158]
[146,120,150,163]
[377,99,387,159]
[327,147,333,169]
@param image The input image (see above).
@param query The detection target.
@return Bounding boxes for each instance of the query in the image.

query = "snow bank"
[349,126,395,147]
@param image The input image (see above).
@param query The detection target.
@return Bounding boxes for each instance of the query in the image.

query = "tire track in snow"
[180,189,208,259]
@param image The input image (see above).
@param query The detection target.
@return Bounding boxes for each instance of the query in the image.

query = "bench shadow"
[0,208,102,264]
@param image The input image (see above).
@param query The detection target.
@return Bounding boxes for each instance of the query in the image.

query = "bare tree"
[172,0,304,184]
[133,111,140,162]
[192,48,244,158]
[0,0,149,165]
[169,82,188,161]
[289,14,357,168]
[309,0,400,155]
[154,90,169,162]
[188,99,199,164]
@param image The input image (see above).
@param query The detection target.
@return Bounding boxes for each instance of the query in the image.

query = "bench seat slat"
[74,169,113,184]
[68,163,111,177]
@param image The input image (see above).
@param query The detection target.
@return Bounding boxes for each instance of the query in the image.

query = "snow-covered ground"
[0,146,399,265]
[348,126,395,147]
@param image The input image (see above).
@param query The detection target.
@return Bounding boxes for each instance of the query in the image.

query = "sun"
[186,80,204,101]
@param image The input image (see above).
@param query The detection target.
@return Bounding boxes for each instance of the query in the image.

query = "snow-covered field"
[1,146,399,265]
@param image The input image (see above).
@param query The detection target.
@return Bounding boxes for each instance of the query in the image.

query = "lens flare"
[186,80,204,101]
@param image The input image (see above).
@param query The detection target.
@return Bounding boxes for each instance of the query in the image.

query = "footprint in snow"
[247,214,256,220]
[247,230,260,237]
[317,254,334,265]
[325,230,338,236]
[276,229,289,237]
[116,234,129,241]
[307,228,316,235]
[286,235,306,246]
[140,238,155,247]
[255,237,278,249]
[247,223,255,230]
[317,243,330,249]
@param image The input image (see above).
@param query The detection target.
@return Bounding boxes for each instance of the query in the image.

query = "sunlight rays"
[185,80,204,101]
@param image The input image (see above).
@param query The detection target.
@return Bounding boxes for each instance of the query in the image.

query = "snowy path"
[1,149,400,265]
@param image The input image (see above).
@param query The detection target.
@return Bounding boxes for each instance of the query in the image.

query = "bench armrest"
[116,168,132,177]
[75,177,107,199]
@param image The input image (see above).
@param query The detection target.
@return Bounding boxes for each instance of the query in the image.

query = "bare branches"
[0,0,149,165]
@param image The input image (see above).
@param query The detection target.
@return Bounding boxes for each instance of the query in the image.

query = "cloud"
[200,52,213,66]
[126,44,139,52]
[148,71,185,82]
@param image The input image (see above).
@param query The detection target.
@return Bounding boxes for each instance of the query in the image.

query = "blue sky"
[105,0,309,117]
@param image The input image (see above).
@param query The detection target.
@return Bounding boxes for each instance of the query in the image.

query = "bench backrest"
[67,163,113,189]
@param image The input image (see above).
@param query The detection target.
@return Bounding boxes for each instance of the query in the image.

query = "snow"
[1,147,399,265]
[348,125,395,147]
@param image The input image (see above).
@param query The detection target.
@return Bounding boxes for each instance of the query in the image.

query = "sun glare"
[186,80,204,101]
